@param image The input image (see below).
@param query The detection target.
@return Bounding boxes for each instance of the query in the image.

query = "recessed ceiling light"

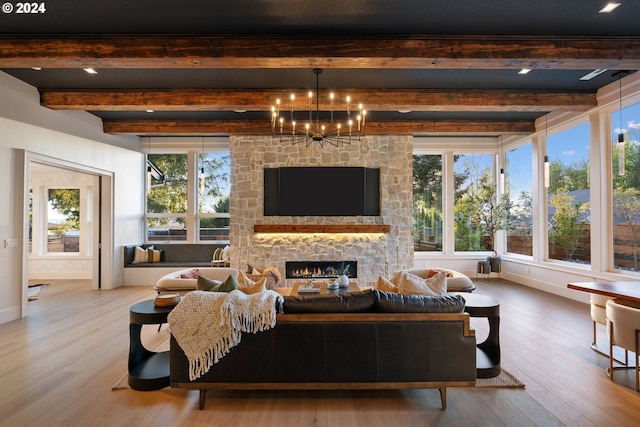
[579,69,608,81]
[31,67,42,71]
[83,68,98,74]
[233,109,247,113]
[599,2,621,13]
[518,69,532,75]
[146,109,154,113]
[398,110,412,114]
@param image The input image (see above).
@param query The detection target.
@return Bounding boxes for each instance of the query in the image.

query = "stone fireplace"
[229,135,414,287]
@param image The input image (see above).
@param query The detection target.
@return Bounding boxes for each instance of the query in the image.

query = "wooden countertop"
[567,281,640,303]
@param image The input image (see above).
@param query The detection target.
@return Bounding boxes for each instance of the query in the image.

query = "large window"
[198,153,230,242]
[612,102,640,272]
[147,154,188,241]
[547,122,591,264]
[47,188,80,253]
[413,154,443,251]
[453,154,497,252]
[146,152,230,243]
[506,144,533,255]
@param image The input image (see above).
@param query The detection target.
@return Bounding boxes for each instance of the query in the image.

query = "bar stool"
[605,298,640,392]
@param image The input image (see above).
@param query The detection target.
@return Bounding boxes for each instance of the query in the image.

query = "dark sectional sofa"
[170,290,476,410]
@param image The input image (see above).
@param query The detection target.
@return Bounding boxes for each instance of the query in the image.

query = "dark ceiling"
[1,0,639,137]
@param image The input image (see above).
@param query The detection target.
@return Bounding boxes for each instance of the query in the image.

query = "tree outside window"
[546,122,591,263]
[198,153,230,242]
[612,102,640,272]
[47,188,80,252]
[146,152,231,243]
[454,154,504,252]
[412,154,443,251]
[506,144,533,256]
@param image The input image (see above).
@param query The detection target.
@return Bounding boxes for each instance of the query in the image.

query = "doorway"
[22,152,114,317]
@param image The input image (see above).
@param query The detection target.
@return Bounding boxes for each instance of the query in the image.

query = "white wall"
[0,71,144,324]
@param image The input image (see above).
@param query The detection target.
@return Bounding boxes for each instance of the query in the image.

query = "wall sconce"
[200,137,206,194]
[614,71,629,176]
[499,168,505,192]
[146,137,152,194]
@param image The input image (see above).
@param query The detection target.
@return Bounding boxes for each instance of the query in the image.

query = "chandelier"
[270,68,366,147]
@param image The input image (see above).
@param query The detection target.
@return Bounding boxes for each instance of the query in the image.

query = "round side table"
[128,299,174,391]
[451,292,501,378]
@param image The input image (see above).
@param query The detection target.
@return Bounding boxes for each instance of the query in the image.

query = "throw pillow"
[178,269,200,279]
[197,274,237,292]
[196,275,224,291]
[398,271,446,296]
[428,267,453,277]
[247,264,262,275]
[148,248,162,263]
[375,275,398,293]
[132,245,152,264]
[238,276,266,294]
[389,270,404,287]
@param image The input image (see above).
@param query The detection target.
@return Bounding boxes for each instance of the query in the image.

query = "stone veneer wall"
[229,135,413,287]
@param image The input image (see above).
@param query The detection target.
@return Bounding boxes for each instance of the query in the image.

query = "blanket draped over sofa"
[168,290,283,380]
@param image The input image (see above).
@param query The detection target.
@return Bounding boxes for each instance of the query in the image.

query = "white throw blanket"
[168,289,283,381]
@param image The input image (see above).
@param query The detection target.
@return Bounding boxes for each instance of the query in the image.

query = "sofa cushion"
[283,289,376,313]
[373,290,466,313]
[398,271,446,296]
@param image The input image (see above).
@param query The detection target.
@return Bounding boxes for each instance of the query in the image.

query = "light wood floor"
[1,279,639,427]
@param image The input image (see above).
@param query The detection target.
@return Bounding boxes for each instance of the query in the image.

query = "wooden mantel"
[253,224,391,234]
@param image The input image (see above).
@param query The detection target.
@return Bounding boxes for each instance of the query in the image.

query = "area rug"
[112,340,170,390]
[113,340,525,390]
[474,370,525,388]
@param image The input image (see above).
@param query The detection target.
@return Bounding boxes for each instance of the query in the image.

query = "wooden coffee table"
[286,280,360,296]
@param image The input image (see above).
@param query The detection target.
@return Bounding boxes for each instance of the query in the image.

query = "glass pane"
[506,144,533,255]
[147,217,187,242]
[47,188,80,253]
[454,154,495,252]
[199,153,230,241]
[612,102,640,272]
[147,154,188,214]
[412,154,443,251]
[547,122,590,264]
[198,153,230,213]
[199,217,230,242]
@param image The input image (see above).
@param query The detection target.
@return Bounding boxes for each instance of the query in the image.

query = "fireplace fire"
[285,261,357,279]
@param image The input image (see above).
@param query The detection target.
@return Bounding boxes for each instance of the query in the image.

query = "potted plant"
[469,178,513,273]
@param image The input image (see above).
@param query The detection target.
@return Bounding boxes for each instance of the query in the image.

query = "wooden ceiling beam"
[2,36,640,69]
[40,89,596,112]
[102,119,534,136]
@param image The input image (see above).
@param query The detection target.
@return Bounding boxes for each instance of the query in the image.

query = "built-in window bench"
[123,243,228,286]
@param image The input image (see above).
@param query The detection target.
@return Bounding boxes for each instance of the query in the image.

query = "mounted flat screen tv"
[264,167,380,216]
